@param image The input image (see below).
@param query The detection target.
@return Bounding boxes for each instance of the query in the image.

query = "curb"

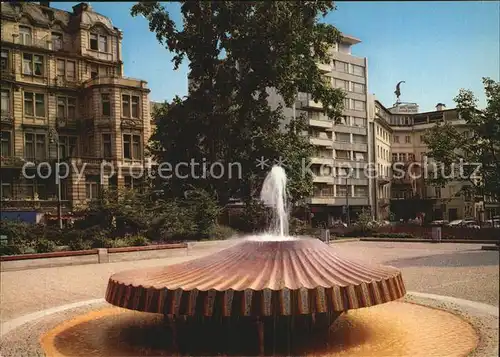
[360,238,498,244]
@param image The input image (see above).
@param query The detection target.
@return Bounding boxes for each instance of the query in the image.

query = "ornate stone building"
[0,2,151,224]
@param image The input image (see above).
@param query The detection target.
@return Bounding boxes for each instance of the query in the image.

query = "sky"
[54,1,499,112]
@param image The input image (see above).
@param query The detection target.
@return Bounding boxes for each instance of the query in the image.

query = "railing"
[0,199,70,210]
[14,36,51,50]
[56,116,78,129]
[64,156,104,165]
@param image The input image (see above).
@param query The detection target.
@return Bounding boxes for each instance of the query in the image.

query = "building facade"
[372,100,498,222]
[1,2,151,223]
[267,34,371,226]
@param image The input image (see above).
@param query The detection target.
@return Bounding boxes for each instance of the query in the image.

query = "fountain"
[104,166,407,355]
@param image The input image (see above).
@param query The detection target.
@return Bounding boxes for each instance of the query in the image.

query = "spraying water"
[260,165,289,237]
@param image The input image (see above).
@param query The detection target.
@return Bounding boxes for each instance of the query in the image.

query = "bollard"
[321,229,330,244]
[431,226,442,243]
[97,248,109,263]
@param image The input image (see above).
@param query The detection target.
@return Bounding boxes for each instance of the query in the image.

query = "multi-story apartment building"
[269,34,371,226]
[1,2,151,224]
[371,100,498,222]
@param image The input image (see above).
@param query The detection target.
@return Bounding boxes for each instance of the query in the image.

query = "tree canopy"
[423,77,500,201]
[132,1,345,206]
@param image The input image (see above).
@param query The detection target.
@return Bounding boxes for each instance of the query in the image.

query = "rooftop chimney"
[40,1,50,7]
[436,103,446,111]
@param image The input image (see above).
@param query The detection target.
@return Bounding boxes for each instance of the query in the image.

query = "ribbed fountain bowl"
[106,237,406,317]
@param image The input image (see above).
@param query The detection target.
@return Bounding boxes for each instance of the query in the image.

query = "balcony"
[312,175,334,184]
[0,156,25,168]
[1,110,14,125]
[56,117,79,130]
[310,157,333,165]
[310,137,333,148]
[0,199,71,212]
[83,76,149,90]
[53,76,80,89]
[332,142,368,152]
[12,35,51,50]
[309,195,369,206]
[1,68,15,81]
[317,62,331,73]
[64,156,104,166]
[309,118,333,130]
[301,99,323,110]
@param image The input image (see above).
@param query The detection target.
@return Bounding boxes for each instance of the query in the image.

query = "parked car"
[448,219,480,229]
[431,220,449,226]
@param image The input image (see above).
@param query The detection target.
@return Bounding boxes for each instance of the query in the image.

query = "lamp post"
[345,175,350,226]
[49,127,63,229]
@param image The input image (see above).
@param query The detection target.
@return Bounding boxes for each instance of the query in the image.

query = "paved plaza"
[1,241,498,324]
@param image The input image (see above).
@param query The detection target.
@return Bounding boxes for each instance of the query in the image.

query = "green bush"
[34,238,57,253]
[0,244,24,256]
[372,232,414,238]
[289,217,309,236]
[127,235,150,246]
[109,238,130,248]
[209,225,238,240]
[68,238,93,251]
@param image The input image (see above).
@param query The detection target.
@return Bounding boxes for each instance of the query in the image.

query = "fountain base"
[40,301,477,357]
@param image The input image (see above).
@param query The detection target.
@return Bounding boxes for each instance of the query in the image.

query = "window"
[405,135,411,143]
[24,133,46,160]
[90,33,108,52]
[85,176,100,200]
[336,185,348,197]
[435,187,441,199]
[343,98,350,109]
[334,61,348,73]
[354,186,368,197]
[392,153,398,162]
[101,93,111,116]
[22,53,44,76]
[335,150,350,160]
[131,96,140,118]
[408,153,415,161]
[57,59,76,81]
[122,95,130,117]
[352,100,365,111]
[57,96,77,120]
[99,35,108,52]
[352,117,366,127]
[1,131,11,157]
[393,135,400,143]
[336,133,350,143]
[59,136,78,158]
[66,61,75,80]
[1,50,8,71]
[352,82,365,93]
[420,135,425,143]
[19,26,32,46]
[124,176,143,191]
[352,134,366,144]
[24,92,46,117]
[122,94,140,118]
[1,90,10,115]
[1,181,12,199]
[352,65,364,77]
[102,134,112,158]
[51,32,63,50]
[90,64,98,78]
[335,79,348,90]
[90,34,98,50]
[123,134,142,160]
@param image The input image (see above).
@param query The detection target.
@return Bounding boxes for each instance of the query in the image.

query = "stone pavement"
[1,241,498,324]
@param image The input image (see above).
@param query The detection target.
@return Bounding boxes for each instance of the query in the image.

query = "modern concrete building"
[292,35,371,225]
[0,2,151,224]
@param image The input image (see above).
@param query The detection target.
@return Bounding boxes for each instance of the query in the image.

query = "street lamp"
[49,127,63,229]
[339,169,350,226]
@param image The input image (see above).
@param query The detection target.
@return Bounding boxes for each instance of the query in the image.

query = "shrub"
[34,238,57,253]
[209,225,238,241]
[0,244,24,256]
[289,217,308,236]
[68,238,93,251]
[109,238,129,248]
[372,233,414,238]
[127,235,150,246]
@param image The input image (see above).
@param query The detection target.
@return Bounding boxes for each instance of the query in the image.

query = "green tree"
[423,77,500,201]
[132,1,345,206]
